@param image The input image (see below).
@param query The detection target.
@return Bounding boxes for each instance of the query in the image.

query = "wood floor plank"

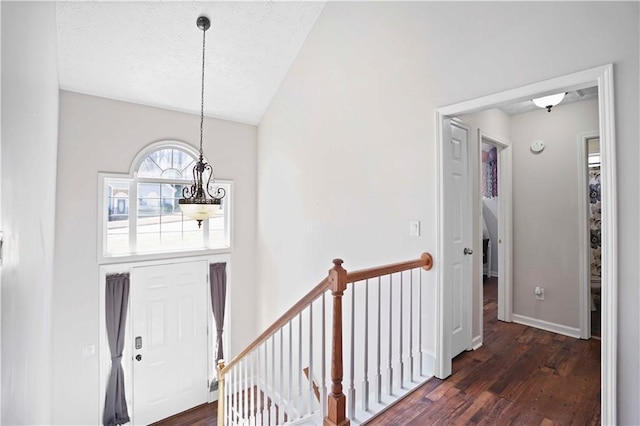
[151,402,217,426]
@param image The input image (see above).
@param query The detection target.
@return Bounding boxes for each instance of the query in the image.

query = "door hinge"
[0,231,4,266]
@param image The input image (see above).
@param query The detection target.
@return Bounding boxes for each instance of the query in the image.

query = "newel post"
[324,259,351,426]
[217,360,225,426]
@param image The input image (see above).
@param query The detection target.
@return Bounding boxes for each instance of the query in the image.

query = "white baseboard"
[422,350,435,375]
[482,269,499,278]
[512,314,581,339]
[471,335,483,350]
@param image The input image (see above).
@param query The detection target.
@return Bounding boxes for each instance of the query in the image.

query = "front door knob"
[464,248,473,255]
[135,354,142,362]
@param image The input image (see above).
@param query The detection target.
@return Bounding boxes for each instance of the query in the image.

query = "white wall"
[1,2,58,424]
[53,91,257,424]
[257,2,639,423]
[510,99,599,329]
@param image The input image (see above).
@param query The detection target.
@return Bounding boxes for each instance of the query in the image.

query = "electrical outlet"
[535,286,544,301]
[81,344,96,357]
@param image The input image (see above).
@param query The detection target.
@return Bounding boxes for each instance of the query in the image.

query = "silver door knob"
[464,248,473,255]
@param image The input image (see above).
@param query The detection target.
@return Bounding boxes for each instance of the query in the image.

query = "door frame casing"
[434,64,617,425]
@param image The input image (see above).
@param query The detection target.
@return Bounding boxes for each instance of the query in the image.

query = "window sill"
[98,247,232,265]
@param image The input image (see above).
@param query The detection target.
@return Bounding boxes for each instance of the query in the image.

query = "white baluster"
[298,312,303,418]
[419,269,423,377]
[321,292,327,417]
[233,364,238,424]
[362,279,370,411]
[260,343,266,424]
[271,335,275,425]
[279,328,284,424]
[225,366,230,425]
[376,277,382,403]
[237,361,241,423]
[239,363,243,424]
[308,303,314,416]
[244,358,249,422]
[387,274,393,396]
[289,320,293,420]
[245,359,249,422]
[228,365,233,424]
[230,364,234,424]
[348,285,356,419]
[238,363,242,424]
[409,269,414,383]
[399,272,405,390]
[250,351,255,425]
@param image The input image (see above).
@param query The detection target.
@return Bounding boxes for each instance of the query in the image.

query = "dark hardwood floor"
[367,277,601,425]
[590,287,601,339]
[151,277,601,426]
[151,402,217,426]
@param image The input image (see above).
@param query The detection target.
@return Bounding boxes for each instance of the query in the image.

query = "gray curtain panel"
[210,263,227,362]
[103,273,131,426]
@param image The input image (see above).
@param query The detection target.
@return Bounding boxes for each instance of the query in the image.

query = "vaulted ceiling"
[56,2,326,125]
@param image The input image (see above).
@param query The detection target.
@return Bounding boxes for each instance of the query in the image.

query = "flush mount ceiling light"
[179,16,226,228]
[532,92,567,112]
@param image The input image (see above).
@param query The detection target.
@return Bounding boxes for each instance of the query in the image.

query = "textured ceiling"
[56,1,326,125]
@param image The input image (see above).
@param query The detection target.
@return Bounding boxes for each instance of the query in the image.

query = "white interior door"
[444,119,472,359]
[131,261,209,425]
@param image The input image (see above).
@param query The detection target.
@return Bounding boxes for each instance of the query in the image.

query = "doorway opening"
[435,64,616,425]
[481,141,499,282]
[587,136,601,339]
[579,133,602,339]
[480,137,502,334]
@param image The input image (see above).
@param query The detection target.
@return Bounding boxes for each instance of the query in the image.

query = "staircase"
[217,253,434,426]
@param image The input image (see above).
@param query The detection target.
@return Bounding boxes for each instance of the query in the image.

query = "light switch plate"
[410,221,421,236]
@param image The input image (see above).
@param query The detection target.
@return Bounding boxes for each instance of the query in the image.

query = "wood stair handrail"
[221,277,330,374]
[345,252,433,284]
[220,252,433,376]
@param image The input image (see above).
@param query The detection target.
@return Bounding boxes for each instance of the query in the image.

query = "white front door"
[131,261,209,425]
[444,119,472,359]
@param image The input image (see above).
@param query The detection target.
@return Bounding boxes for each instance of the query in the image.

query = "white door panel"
[132,261,208,425]
[444,120,472,358]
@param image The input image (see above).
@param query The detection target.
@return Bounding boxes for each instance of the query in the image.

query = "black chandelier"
[179,16,226,228]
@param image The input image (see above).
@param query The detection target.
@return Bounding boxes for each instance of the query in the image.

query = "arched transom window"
[100,142,231,258]
[137,147,197,179]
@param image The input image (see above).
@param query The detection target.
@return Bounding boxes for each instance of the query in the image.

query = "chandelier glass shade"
[179,15,226,228]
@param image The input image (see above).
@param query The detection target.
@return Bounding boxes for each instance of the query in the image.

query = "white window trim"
[97,140,233,265]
